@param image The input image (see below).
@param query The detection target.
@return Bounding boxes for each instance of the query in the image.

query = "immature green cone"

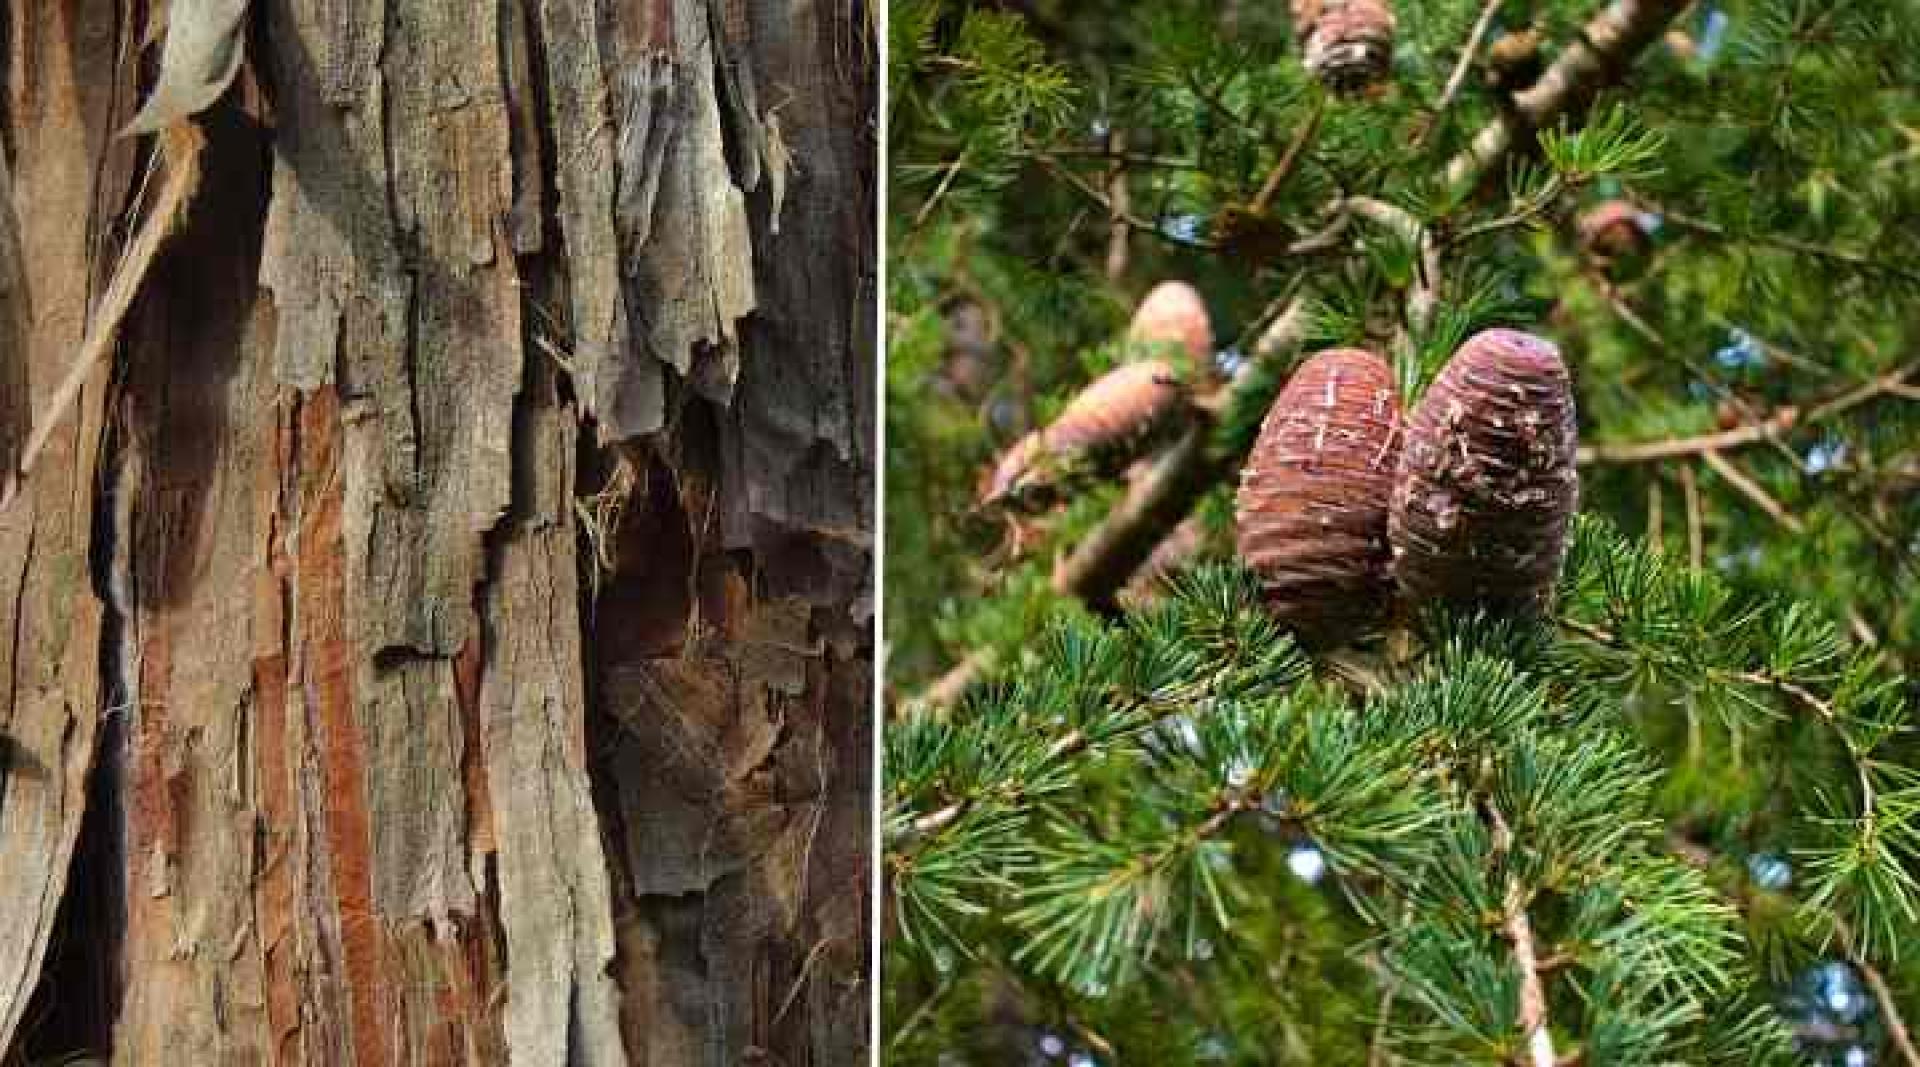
[982,360,1188,512]
[1292,0,1396,91]
[1389,329,1579,615]
[1236,348,1402,643]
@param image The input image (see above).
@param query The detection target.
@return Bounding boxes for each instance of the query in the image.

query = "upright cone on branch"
[1577,199,1654,272]
[1389,329,1579,615]
[1485,27,1546,93]
[1128,280,1215,366]
[982,359,1189,512]
[1292,0,1396,91]
[1236,348,1403,644]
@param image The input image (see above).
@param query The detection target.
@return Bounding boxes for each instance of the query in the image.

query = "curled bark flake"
[122,0,251,136]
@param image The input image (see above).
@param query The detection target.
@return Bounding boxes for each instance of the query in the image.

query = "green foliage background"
[884,1,1920,1063]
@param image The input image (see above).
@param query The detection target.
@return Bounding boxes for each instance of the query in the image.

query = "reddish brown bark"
[0,2,874,1064]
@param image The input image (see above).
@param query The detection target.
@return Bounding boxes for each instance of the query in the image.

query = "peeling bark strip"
[480,365,626,1067]
[1,0,872,1063]
[0,149,27,483]
[540,0,761,440]
[260,0,520,659]
[0,0,130,1052]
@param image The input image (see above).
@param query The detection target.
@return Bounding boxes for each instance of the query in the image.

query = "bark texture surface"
[0,2,874,1065]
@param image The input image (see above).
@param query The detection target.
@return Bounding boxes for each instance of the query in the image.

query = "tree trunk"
[0,2,875,1065]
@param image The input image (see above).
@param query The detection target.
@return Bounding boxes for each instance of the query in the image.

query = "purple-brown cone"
[1292,0,1396,91]
[1236,349,1402,643]
[1389,329,1579,614]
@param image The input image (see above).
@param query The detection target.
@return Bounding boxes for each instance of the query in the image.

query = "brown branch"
[1701,449,1805,534]
[1578,412,1801,465]
[913,648,994,713]
[1368,977,1399,1067]
[1505,893,1557,1067]
[1250,98,1326,217]
[1487,804,1557,1067]
[1564,616,1879,825]
[1105,131,1132,281]
[1420,0,1508,149]
[1668,840,1918,1067]
[1577,361,1920,465]
[1034,153,1220,251]
[1679,463,1704,568]
[1053,423,1218,612]
[1653,205,1920,284]
[1337,197,1440,338]
[1444,0,1692,191]
[914,147,971,230]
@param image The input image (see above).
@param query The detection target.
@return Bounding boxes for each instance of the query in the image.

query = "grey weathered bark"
[0,2,874,1065]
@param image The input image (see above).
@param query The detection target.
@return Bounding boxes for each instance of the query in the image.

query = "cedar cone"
[1292,0,1396,91]
[981,360,1188,511]
[1128,281,1215,366]
[1485,28,1545,93]
[1577,200,1652,265]
[1236,348,1403,643]
[1389,329,1579,615]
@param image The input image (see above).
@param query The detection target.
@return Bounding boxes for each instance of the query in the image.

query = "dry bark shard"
[122,0,251,135]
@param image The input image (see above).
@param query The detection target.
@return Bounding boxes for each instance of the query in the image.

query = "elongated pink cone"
[1128,282,1214,365]
[1236,349,1402,643]
[1292,0,1396,91]
[982,360,1188,511]
[1389,329,1580,614]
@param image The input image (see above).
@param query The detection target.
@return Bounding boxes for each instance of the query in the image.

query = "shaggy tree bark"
[0,2,875,1065]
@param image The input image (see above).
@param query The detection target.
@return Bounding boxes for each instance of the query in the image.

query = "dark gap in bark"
[708,21,751,197]
[15,399,136,1067]
[511,0,581,424]
[23,87,273,1063]
[12,701,125,1064]
[84,0,155,311]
